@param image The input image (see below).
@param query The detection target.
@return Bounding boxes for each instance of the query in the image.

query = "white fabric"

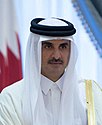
[0,80,24,125]
[22,18,87,125]
[0,78,87,125]
[92,81,102,125]
[1,78,102,125]
[51,85,61,125]
[38,18,68,26]
[41,75,63,125]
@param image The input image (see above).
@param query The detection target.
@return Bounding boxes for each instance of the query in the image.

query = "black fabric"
[30,18,76,36]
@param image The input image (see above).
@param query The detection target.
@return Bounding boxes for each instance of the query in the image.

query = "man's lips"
[49,62,63,64]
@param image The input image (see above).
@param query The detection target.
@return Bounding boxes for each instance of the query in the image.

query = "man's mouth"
[49,62,63,64]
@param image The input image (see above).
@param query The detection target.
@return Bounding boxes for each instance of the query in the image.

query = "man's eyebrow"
[42,41,53,45]
[60,42,69,46]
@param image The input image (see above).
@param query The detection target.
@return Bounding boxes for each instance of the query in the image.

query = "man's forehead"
[42,39,71,44]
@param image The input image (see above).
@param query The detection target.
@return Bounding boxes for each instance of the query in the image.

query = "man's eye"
[43,44,52,49]
[60,45,67,49]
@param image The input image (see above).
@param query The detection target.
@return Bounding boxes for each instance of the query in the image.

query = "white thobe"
[41,75,63,125]
[1,79,101,125]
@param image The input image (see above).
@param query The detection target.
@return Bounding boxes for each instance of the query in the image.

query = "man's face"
[41,39,71,82]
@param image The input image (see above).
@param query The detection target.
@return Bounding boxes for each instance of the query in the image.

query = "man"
[0,18,101,125]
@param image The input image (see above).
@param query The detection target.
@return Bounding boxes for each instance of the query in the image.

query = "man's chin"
[50,68,64,75]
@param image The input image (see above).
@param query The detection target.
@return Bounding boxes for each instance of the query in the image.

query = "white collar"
[41,74,64,95]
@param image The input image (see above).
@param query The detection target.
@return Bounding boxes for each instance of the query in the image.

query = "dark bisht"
[30,18,76,36]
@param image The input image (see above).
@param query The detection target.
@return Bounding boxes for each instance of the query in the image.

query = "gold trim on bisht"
[85,80,96,125]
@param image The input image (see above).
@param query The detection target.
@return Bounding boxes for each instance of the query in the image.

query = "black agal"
[30,18,76,36]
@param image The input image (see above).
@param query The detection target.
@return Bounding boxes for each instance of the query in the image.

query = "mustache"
[48,58,63,64]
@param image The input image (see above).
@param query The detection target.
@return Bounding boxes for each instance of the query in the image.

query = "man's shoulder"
[78,79,102,100]
[0,79,24,99]
[79,79,102,91]
[79,79,102,125]
[0,79,24,124]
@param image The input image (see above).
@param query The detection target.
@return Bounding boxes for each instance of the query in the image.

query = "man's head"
[41,39,71,82]
[30,17,76,81]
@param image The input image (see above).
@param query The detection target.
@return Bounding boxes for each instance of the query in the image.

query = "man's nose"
[52,49,61,59]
